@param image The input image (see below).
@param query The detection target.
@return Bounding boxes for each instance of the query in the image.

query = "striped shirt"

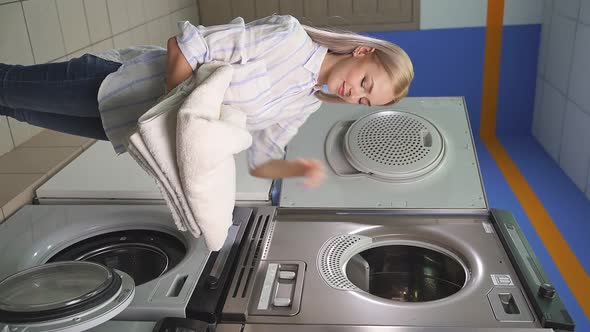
[96,15,326,170]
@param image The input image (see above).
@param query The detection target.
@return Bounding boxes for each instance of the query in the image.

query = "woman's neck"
[317,52,341,85]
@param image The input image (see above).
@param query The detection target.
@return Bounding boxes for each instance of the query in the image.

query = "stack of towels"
[126,63,252,251]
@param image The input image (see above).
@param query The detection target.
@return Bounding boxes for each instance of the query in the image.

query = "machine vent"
[231,211,275,298]
[317,234,371,291]
[342,110,445,182]
[356,113,431,166]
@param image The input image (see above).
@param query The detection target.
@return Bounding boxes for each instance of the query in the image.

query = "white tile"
[91,38,114,53]
[106,0,129,34]
[532,81,566,161]
[158,16,173,40]
[581,0,590,24]
[51,56,67,63]
[179,5,197,23]
[533,78,544,127]
[538,0,553,77]
[169,0,183,12]
[0,116,14,156]
[169,10,185,35]
[568,24,590,114]
[545,14,577,94]
[7,119,44,147]
[559,101,590,192]
[543,0,554,23]
[179,0,195,9]
[504,0,543,25]
[84,0,111,43]
[191,2,200,24]
[147,17,169,47]
[420,0,487,29]
[159,0,171,15]
[0,2,35,65]
[555,0,581,19]
[127,0,146,28]
[56,0,91,53]
[143,0,158,20]
[113,31,133,48]
[0,0,17,4]
[66,46,92,60]
[23,0,66,63]
[130,25,149,46]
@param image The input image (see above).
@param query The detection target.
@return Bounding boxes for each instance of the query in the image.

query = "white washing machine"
[215,98,575,331]
[0,204,262,331]
[35,141,274,206]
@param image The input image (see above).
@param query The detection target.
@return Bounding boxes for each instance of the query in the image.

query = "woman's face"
[325,47,396,106]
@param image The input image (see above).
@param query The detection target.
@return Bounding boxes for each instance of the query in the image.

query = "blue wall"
[367,28,486,133]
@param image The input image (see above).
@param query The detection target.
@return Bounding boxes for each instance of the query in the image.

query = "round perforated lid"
[344,110,444,182]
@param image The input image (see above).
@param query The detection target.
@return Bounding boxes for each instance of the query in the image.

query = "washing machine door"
[0,261,135,332]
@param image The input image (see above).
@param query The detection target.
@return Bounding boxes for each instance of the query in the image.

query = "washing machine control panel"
[248,261,306,316]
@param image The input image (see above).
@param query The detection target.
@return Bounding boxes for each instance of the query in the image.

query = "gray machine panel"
[0,205,209,321]
[36,141,273,204]
[280,97,487,211]
[223,209,540,329]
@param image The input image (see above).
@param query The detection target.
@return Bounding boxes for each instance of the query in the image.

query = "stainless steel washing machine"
[219,207,573,331]
[0,205,255,331]
[215,98,575,331]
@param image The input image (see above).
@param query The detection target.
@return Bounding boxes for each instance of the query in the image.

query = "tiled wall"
[0,0,200,157]
[533,0,590,198]
[420,0,542,29]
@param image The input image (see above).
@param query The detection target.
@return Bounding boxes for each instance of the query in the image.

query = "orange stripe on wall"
[479,0,590,319]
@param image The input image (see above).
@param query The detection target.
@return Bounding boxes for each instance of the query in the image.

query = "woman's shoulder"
[251,14,301,29]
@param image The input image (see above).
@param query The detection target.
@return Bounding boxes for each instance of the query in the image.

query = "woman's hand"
[166,37,193,92]
[295,158,325,188]
[250,158,326,188]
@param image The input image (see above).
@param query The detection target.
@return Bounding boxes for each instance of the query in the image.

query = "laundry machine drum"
[48,230,186,286]
[345,245,466,302]
[318,235,468,303]
[325,110,445,183]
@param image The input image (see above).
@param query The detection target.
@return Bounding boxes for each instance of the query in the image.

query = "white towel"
[126,63,252,250]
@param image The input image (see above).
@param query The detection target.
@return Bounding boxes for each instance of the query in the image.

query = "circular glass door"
[0,261,134,331]
[48,230,186,286]
[345,245,466,302]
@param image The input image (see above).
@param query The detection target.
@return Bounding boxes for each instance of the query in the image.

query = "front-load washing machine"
[220,207,573,331]
[0,204,261,331]
[215,98,574,331]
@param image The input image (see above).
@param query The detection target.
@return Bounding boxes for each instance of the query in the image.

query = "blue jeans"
[0,54,121,140]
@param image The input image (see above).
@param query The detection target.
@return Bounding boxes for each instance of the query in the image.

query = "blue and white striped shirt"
[96,15,326,169]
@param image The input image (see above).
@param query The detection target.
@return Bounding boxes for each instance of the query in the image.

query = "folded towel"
[126,63,252,250]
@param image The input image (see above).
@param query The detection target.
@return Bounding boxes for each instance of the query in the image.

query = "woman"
[0,15,413,187]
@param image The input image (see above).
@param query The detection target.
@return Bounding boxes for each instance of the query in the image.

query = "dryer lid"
[0,261,135,331]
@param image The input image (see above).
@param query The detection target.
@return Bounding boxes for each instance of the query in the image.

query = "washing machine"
[35,141,274,206]
[0,204,264,331]
[215,98,575,331]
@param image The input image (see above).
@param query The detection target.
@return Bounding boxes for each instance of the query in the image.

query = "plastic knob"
[538,283,556,299]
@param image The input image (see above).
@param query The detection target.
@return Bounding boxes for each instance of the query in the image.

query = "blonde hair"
[302,25,414,105]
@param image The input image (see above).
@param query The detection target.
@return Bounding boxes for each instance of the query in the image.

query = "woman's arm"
[166,37,193,91]
[250,159,325,188]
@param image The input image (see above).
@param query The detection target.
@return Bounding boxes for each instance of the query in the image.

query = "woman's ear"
[353,46,376,57]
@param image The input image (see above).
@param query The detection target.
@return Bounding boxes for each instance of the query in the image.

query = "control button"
[273,297,292,307]
[279,271,296,280]
[538,283,556,299]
